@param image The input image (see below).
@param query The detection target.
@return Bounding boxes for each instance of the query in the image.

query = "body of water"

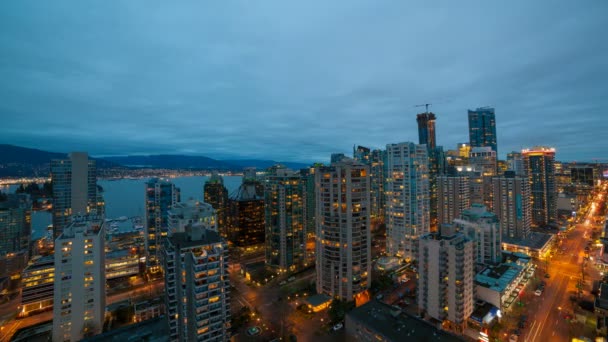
[5,176,243,240]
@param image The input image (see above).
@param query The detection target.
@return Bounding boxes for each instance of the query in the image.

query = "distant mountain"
[0,144,120,177]
[103,155,234,170]
[103,155,310,171]
[222,159,310,170]
[0,144,312,177]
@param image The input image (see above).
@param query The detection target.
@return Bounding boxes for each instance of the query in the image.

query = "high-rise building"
[264,168,305,272]
[469,147,497,211]
[53,216,105,342]
[437,175,470,226]
[385,143,430,260]
[164,224,230,341]
[522,147,557,226]
[145,178,180,273]
[417,112,437,150]
[457,143,471,159]
[453,204,501,265]
[204,173,229,237]
[51,152,102,238]
[493,171,532,239]
[507,152,524,176]
[0,194,31,278]
[417,227,475,332]
[315,158,371,301]
[227,175,265,248]
[353,146,386,223]
[168,200,218,234]
[330,153,347,163]
[570,165,596,187]
[300,167,316,264]
[468,107,497,154]
[21,256,54,317]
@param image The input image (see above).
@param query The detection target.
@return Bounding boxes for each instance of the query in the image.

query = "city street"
[512,185,607,342]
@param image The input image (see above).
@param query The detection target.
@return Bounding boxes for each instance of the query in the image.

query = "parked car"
[535,289,542,296]
[332,323,344,331]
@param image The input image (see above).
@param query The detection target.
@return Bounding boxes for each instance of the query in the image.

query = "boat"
[117,216,128,222]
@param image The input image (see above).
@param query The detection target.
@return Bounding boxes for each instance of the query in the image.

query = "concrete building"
[522,147,557,226]
[51,152,102,239]
[493,171,532,240]
[299,167,316,264]
[437,175,470,226]
[507,152,524,176]
[0,193,32,278]
[168,199,218,234]
[468,107,497,153]
[105,249,140,280]
[469,147,497,210]
[315,158,371,301]
[353,146,386,223]
[385,142,430,260]
[20,256,54,317]
[204,173,229,237]
[475,252,531,312]
[53,216,106,342]
[145,178,180,273]
[163,225,230,342]
[417,227,475,331]
[264,167,305,272]
[345,300,463,342]
[453,204,501,265]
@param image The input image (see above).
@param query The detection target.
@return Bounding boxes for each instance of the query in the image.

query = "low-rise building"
[105,249,140,280]
[475,252,532,312]
[134,298,164,323]
[345,300,464,342]
[502,232,554,259]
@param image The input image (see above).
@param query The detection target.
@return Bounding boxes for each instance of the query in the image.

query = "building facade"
[204,173,229,237]
[264,168,305,271]
[315,158,371,301]
[417,228,475,331]
[51,152,102,238]
[0,193,32,278]
[227,175,265,248]
[437,175,470,226]
[53,217,105,342]
[20,256,54,317]
[385,143,430,260]
[300,167,317,264]
[163,226,230,342]
[522,147,557,226]
[507,152,524,176]
[468,107,497,153]
[492,171,532,239]
[168,200,218,234]
[453,204,501,265]
[417,112,437,150]
[145,178,180,273]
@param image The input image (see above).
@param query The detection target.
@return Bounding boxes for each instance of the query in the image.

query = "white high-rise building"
[315,158,371,301]
[453,204,501,265]
[51,152,103,239]
[493,171,532,239]
[385,142,430,260]
[164,223,230,341]
[437,175,470,226]
[53,216,105,342]
[168,199,218,234]
[417,227,475,332]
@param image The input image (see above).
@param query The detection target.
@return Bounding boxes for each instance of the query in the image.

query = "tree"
[328,299,355,324]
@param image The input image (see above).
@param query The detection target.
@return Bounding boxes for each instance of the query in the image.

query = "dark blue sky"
[1,1,606,163]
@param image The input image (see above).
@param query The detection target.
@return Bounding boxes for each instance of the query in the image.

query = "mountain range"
[0,144,310,177]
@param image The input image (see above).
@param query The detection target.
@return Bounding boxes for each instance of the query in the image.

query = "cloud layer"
[1,1,606,162]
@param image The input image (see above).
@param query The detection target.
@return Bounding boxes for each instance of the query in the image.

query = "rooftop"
[304,294,332,307]
[83,316,168,342]
[23,256,54,272]
[502,231,554,251]
[346,300,464,342]
[168,227,222,249]
[476,262,525,293]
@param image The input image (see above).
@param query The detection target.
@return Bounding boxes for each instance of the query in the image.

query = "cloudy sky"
[1,1,606,163]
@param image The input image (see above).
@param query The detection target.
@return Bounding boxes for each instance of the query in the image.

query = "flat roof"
[476,262,525,293]
[346,300,464,342]
[502,232,554,250]
[83,316,168,342]
[304,294,332,307]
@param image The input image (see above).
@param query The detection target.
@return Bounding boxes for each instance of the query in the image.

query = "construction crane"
[415,103,432,113]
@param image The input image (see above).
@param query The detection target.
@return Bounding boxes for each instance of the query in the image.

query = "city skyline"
[1,2,607,162]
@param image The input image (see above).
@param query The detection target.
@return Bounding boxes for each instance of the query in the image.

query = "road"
[521,184,606,342]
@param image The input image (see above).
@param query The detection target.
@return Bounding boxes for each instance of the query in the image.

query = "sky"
[0,1,606,163]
